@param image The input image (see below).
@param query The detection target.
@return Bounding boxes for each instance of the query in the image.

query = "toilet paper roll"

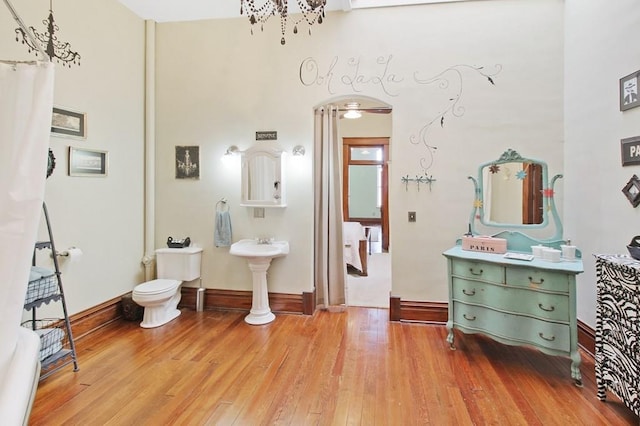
[561,245,576,260]
[66,247,83,262]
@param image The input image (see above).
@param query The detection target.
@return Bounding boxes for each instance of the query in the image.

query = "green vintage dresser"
[443,245,584,385]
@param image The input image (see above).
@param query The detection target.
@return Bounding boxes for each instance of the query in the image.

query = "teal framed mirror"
[468,149,563,243]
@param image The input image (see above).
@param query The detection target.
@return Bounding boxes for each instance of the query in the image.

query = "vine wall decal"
[298,56,503,180]
[410,64,502,174]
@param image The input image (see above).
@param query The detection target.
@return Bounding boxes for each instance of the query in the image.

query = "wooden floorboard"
[29,307,638,425]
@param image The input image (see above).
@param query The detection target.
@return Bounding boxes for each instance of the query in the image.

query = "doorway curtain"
[314,105,347,308]
[0,59,55,423]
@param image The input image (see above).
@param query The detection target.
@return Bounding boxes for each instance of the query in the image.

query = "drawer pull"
[469,268,483,276]
[538,332,555,342]
[538,303,555,312]
[463,314,476,321]
[462,288,476,296]
[528,276,545,285]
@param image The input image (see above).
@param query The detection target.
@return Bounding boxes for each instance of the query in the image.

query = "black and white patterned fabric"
[594,254,639,417]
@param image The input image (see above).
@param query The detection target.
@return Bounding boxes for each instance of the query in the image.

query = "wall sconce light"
[225,145,239,156]
[292,145,306,156]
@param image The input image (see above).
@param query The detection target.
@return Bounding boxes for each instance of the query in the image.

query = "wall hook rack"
[401,174,436,191]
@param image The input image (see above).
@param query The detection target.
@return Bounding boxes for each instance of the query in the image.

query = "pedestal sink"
[230,239,289,325]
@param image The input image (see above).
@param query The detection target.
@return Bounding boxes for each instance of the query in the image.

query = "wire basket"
[22,319,68,362]
[25,268,59,305]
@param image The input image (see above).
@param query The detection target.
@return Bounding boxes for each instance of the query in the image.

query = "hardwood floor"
[29,308,637,425]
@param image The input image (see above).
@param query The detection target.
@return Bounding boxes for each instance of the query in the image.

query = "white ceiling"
[117,0,349,23]
[117,0,472,23]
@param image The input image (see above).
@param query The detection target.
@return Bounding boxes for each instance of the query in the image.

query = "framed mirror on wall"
[240,144,286,207]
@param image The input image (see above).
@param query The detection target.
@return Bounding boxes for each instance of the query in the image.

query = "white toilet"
[132,247,203,328]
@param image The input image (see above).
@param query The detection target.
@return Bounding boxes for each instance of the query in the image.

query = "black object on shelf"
[627,235,640,260]
[167,236,191,248]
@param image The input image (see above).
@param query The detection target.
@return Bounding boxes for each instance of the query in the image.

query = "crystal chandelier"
[240,0,326,45]
[14,0,81,67]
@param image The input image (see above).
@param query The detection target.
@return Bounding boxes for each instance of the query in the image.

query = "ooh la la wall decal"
[299,55,502,176]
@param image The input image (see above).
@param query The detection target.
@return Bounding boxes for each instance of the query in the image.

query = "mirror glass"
[481,161,543,225]
[241,145,286,207]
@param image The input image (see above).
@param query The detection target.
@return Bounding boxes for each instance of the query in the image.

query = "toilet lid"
[135,279,180,295]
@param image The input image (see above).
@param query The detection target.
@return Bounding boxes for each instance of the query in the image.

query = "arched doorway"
[313,95,392,309]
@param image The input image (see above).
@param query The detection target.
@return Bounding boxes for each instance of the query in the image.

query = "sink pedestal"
[245,258,275,325]
[229,239,289,326]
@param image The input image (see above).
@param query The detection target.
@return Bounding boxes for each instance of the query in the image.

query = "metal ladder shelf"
[23,202,79,380]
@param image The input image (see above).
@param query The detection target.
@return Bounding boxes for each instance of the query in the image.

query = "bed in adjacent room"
[343,221,369,276]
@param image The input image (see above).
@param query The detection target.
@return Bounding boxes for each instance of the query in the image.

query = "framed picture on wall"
[69,147,108,177]
[175,146,200,179]
[52,107,87,139]
[622,174,640,207]
[620,70,640,111]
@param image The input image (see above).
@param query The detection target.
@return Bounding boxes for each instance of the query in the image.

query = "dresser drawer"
[451,259,504,284]
[452,303,570,352]
[599,317,639,358]
[452,279,569,322]
[506,267,570,293]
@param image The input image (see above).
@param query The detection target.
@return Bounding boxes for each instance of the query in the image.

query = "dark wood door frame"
[342,137,389,251]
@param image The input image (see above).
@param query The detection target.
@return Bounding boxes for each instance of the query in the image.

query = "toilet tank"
[155,247,203,281]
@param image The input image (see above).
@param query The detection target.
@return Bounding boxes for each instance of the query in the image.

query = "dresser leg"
[571,350,582,387]
[446,321,456,350]
[595,368,606,400]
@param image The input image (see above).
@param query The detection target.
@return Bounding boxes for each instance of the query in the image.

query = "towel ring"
[216,198,229,212]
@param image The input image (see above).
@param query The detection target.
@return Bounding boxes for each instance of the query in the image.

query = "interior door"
[342,137,389,251]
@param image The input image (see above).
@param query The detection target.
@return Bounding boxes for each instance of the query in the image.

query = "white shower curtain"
[0,60,55,423]
[314,105,347,308]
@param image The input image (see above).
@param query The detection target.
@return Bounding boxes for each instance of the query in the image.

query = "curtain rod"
[2,0,49,62]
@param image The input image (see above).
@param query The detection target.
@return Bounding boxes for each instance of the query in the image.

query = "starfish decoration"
[489,164,500,174]
[474,199,483,208]
[515,170,527,180]
[543,188,554,197]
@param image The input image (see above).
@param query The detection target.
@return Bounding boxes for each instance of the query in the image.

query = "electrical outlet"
[254,207,265,218]
[408,211,416,222]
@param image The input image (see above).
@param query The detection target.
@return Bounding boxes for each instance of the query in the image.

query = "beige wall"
[155,0,564,301]
[0,0,146,315]
[565,0,640,327]
[2,0,573,317]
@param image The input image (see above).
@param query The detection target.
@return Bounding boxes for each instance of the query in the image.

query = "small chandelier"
[15,0,81,67]
[240,0,326,45]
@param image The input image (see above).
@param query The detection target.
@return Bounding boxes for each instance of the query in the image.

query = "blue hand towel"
[214,210,232,247]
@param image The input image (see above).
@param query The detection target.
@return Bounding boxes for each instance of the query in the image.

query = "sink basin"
[230,239,289,258]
